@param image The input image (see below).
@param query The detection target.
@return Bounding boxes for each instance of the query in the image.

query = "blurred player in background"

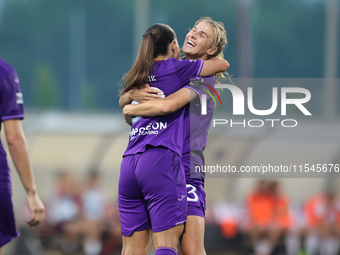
[120,17,228,255]
[0,58,45,254]
[303,191,340,255]
[245,180,291,255]
[118,23,228,255]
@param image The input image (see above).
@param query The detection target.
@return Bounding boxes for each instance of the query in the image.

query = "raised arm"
[3,119,45,227]
[200,57,230,77]
[123,87,197,125]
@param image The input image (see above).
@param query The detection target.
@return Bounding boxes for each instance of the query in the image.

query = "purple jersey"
[0,58,24,189]
[183,76,216,155]
[182,77,216,217]
[123,58,203,157]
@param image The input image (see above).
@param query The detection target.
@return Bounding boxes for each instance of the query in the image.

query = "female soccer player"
[0,58,45,254]
[118,23,228,255]
[120,17,228,255]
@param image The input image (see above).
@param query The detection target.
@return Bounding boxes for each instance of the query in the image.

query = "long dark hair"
[120,23,176,95]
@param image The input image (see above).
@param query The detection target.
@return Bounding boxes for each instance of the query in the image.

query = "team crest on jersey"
[16,93,23,104]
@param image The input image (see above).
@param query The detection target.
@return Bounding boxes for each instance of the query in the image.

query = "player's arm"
[119,91,133,108]
[3,119,45,227]
[119,85,163,108]
[200,57,230,77]
[123,88,197,125]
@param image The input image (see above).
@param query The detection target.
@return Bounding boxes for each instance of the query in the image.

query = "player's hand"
[26,192,45,227]
[130,84,162,103]
[123,105,133,126]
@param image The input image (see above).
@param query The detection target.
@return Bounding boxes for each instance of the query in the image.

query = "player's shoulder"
[154,58,182,73]
[177,58,200,64]
[0,58,16,81]
[162,57,180,66]
[172,58,202,69]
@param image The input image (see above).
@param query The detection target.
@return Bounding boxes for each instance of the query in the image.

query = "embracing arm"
[119,91,132,108]
[119,85,163,108]
[4,119,45,227]
[200,57,230,77]
[122,58,230,123]
[123,88,198,125]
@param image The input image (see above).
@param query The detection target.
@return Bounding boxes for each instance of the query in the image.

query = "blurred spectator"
[213,200,240,239]
[100,203,122,255]
[283,202,305,255]
[303,192,340,255]
[61,170,107,255]
[35,170,122,255]
[82,171,107,221]
[47,171,82,227]
[30,174,340,255]
[270,181,292,230]
[45,171,83,254]
[244,180,290,255]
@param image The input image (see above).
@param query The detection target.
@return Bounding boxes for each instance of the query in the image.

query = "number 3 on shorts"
[186,184,199,202]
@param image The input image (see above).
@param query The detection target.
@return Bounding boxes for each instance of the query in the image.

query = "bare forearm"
[200,57,230,77]
[124,88,192,118]
[125,100,168,117]
[119,91,132,108]
[8,137,36,194]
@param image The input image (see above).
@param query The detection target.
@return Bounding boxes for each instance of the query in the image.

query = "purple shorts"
[0,188,19,247]
[118,147,187,236]
[182,152,206,218]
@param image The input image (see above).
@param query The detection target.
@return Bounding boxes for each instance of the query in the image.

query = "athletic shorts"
[182,152,206,218]
[118,146,187,236]
[0,188,19,247]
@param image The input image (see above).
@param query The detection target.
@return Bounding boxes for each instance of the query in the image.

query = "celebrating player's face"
[182,21,216,60]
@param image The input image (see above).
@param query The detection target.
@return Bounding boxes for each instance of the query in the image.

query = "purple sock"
[155,247,177,255]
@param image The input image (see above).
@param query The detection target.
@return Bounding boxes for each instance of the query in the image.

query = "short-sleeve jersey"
[183,76,216,155]
[123,58,203,157]
[0,58,24,189]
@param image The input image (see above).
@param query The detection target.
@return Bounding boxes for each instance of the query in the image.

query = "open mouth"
[185,39,196,48]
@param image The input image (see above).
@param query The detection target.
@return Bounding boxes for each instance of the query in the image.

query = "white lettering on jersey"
[16,93,23,104]
[147,75,156,82]
[129,121,168,139]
